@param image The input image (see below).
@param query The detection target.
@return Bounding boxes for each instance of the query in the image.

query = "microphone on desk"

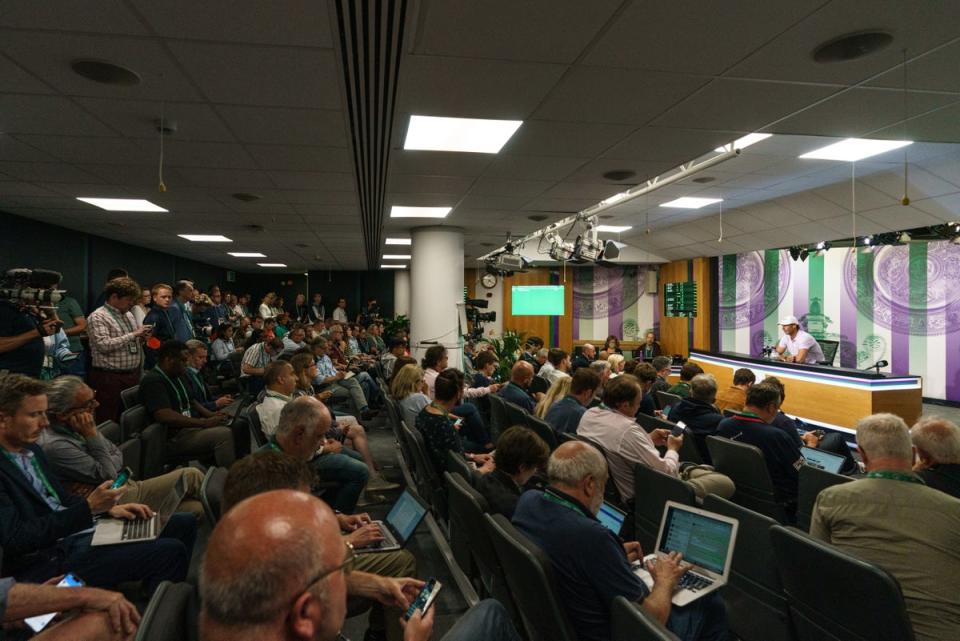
[864,359,888,374]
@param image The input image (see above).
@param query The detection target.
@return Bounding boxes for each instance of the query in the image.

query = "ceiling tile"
[871,102,960,144]
[861,204,946,231]
[386,174,476,195]
[73,97,237,142]
[14,134,149,166]
[468,177,552,198]
[267,171,355,191]
[0,95,117,136]
[246,145,353,172]
[176,167,275,190]
[867,41,960,93]
[502,120,635,158]
[0,161,104,183]
[0,0,148,34]
[0,135,59,162]
[390,149,492,177]
[603,127,737,163]
[216,105,347,146]
[0,54,54,94]
[482,154,590,182]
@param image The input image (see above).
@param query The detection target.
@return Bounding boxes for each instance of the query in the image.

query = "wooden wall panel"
[658,261,690,357]
[657,258,714,357]
[502,269,551,344]
[691,257,713,351]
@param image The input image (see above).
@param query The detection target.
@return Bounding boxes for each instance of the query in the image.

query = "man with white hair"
[811,413,960,641]
[512,441,727,641]
[911,417,960,499]
[571,343,594,372]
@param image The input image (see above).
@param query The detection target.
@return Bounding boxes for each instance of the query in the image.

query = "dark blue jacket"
[498,382,535,413]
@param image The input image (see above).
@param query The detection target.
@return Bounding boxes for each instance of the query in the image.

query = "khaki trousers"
[120,467,205,519]
[683,467,736,499]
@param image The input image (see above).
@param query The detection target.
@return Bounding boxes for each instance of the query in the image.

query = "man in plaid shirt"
[87,277,151,423]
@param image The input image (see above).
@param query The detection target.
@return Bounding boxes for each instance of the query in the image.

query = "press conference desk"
[688,350,923,432]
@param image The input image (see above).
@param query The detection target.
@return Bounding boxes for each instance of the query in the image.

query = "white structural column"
[393,269,410,317]
[409,226,464,368]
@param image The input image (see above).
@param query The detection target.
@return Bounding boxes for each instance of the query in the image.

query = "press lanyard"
[429,402,452,421]
[106,304,139,354]
[267,441,282,453]
[187,369,206,401]
[3,449,60,502]
[543,488,588,518]
[866,470,925,484]
[156,367,190,413]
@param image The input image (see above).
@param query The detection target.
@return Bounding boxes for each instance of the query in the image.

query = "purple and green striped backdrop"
[572,265,658,343]
[718,241,960,401]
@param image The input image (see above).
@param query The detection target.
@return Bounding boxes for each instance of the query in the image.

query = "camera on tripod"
[465,298,496,341]
[0,268,66,334]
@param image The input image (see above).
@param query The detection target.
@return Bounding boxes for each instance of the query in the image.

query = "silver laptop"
[633,501,739,607]
[91,474,187,546]
[357,489,428,554]
[801,446,846,474]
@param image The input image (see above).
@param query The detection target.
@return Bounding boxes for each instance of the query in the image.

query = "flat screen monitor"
[511,285,564,316]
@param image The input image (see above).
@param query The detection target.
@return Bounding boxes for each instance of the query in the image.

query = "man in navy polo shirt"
[498,361,536,413]
[545,368,599,434]
[513,441,727,641]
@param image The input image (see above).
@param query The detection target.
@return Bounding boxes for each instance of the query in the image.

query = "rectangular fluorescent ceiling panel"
[380,264,407,269]
[257,263,287,267]
[404,115,523,153]
[660,197,723,209]
[390,206,451,218]
[799,138,912,162]
[596,225,632,233]
[715,133,772,152]
[385,238,412,245]
[179,234,232,242]
[228,252,266,257]
[77,197,168,212]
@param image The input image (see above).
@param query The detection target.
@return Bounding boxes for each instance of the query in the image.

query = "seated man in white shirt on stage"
[775,315,825,364]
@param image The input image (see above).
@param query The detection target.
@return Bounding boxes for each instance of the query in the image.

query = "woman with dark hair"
[415,369,494,475]
[420,345,497,451]
[603,335,623,355]
[475,426,549,518]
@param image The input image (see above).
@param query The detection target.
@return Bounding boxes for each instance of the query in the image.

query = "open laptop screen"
[801,446,845,474]
[597,501,626,535]
[386,490,427,542]
[659,505,734,574]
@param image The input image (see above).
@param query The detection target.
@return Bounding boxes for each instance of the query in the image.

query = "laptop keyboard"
[121,518,152,541]
[677,571,714,592]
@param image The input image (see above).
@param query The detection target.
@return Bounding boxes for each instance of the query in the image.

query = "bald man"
[201,489,521,641]
[911,417,960,500]
[498,360,535,412]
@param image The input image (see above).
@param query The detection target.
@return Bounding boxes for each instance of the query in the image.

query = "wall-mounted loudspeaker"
[645,270,658,295]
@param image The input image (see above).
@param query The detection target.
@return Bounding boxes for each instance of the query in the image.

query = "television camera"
[0,268,66,335]
[464,298,496,341]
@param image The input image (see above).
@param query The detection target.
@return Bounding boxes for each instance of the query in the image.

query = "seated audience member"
[389,355,416,381]
[256,361,298,437]
[87,277,153,424]
[639,330,662,359]
[911,417,960,499]
[311,337,377,420]
[240,335,284,396]
[204,286,230,329]
[392,364,431,429]
[571,343,595,372]
[260,396,369,515]
[140,340,235,468]
[237,316,252,342]
[326,325,380,405]
[273,312,290,340]
[380,337,407,380]
[513,441,728,641]
[632,362,660,417]
[472,350,499,388]
[649,356,673,395]
[519,336,544,373]
[716,383,806,514]
[281,325,307,355]
[201,488,520,641]
[498,361,537,413]
[589,360,612,405]
[184,340,234,412]
[666,362,703,399]
[607,353,625,377]
[262,317,278,340]
[210,324,240,362]
[420,346,493,447]
[0,574,140,640]
[258,293,276,320]
[534,376,572,419]
[761,376,857,474]
[537,348,571,386]
[579,375,733,502]
[290,293,310,325]
[0,374,195,594]
[415,370,494,474]
[308,293,326,323]
[475,426,549,519]
[603,335,623,355]
[811,413,960,641]
[40,376,204,518]
[714,368,755,413]
[667,374,724,463]
[545,368,600,435]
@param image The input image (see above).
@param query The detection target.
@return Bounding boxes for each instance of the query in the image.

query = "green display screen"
[511,285,565,316]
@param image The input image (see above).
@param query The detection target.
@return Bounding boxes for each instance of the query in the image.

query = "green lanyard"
[155,367,190,413]
[104,304,133,332]
[543,488,588,517]
[866,470,925,485]
[429,402,452,421]
[2,449,60,502]
[267,441,282,453]
[187,369,207,401]
[52,424,84,443]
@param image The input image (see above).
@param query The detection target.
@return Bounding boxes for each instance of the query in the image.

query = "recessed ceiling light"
[77,197,168,212]
[71,59,141,86]
[813,31,893,64]
[602,169,637,182]
[385,238,412,245]
[232,192,261,202]
[380,264,407,269]
[528,214,548,222]
[660,197,723,209]
[404,115,523,153]
[596,225,632,233]
[390,206,451,218]
[799,138,913,162]
[382,254,412,260]
[257,263,287,268]
[714,133,772,152]
[691,176,716,184]
[178,235,232,242]
[228,252,266,257]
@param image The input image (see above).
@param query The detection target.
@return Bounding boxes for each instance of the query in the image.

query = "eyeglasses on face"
[294,541,356,601]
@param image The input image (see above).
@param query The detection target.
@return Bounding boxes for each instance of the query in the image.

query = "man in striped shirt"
[240,336,283,396]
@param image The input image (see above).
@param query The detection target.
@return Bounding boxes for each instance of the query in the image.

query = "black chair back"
[139,422,169,479]
[796,465,853,532]
[488,393,509,442]
[120,438,143,479]
[200,467,229,524]
[634,412,703,464]
[529,376,550,396]
[120,385,140,411]
[633,464,696,553]
[706,435,788,524]
[135,581,198,641]
[444,471,475,579]
[97,420,122,444]
[120,404,150,439]
[502,400,529,429]
[246,404,269,448]
[635,411,673,433]
[702,495,793,641]
[576,434,627,508]
[655,390,682,411]
[556,431,579,444]
[770,525,916,641]
[401,421,446,520]
[484,513,578,641]
[611,596,679,641]
[522,413,559,450]
[446,450,474,483]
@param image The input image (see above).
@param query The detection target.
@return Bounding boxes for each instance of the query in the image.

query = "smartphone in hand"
[24,573,84,632]
[404,578,442,620]
[110,466,133,489]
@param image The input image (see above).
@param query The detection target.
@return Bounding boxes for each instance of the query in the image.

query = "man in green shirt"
[57,294,87,376]
[811,413,960,641]
[666,361,703,399]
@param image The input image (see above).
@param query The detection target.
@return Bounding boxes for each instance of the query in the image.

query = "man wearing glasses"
[201,489,521,641]
[37,375,205,518]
